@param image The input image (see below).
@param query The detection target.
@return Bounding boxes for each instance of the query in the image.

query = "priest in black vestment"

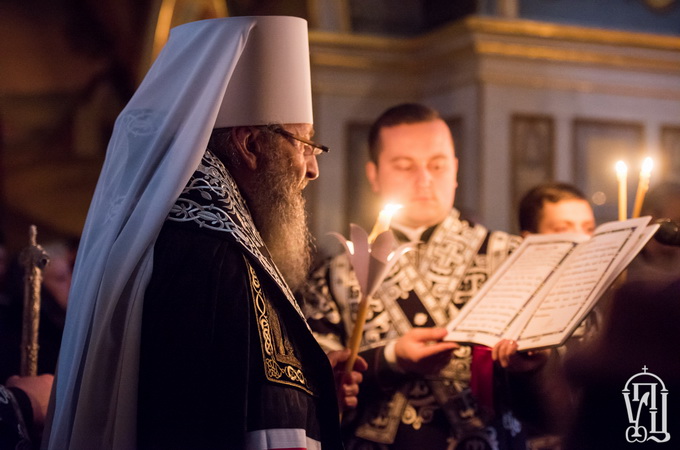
[43,16,364,450]
[303,103,547,450]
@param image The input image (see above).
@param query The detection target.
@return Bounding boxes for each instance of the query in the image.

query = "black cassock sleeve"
[137,222,252,450]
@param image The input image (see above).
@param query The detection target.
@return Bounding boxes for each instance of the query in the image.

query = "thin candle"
[632,157,653,218]
[368,203,402,243]
[345,294,371,376]
[616,161,628,221]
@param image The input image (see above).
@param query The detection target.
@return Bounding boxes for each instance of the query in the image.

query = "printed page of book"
[444,233,589,348]
[444,217,654,349]
[514,216,655,350]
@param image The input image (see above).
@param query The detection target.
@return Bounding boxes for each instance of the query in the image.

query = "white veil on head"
[44,16,312,449]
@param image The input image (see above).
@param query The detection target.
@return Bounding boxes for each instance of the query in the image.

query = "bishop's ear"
[231,127,259,171]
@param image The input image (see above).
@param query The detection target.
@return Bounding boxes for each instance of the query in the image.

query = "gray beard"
[240,153,313,292]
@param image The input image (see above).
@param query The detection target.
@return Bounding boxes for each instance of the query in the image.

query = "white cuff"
[383,340,405,373]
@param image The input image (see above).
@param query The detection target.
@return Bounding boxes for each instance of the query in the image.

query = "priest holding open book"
[302,103,549,450]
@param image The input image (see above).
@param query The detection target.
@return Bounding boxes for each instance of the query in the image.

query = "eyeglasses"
[269,126,330,156]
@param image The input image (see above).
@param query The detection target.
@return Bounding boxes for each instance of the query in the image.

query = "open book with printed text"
[444,216,659,351]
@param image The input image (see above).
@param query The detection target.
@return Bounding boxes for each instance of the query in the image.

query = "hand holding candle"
[329,213,414,378]
[616,161,628,221]
[349,203,402,371]
[632,157,653,219]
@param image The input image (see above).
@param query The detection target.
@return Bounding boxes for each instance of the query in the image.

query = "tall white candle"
[632,157,653,219]
[616,161,628,221]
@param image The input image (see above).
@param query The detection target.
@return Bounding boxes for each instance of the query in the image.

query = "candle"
[334,221,417,419]
[367,203,402,243]
[632,157,653,219]
[345,295,371,377]
[616,161,628,221]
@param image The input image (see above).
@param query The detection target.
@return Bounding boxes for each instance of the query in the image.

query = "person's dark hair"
[367,103,442,164]
[641,180,680,218]
[519,182,588,233]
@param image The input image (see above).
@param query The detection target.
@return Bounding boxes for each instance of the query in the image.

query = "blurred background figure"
[626,181,680,287]
[511,182,598,449]
[517,181,603,343]
[518,181,595,237]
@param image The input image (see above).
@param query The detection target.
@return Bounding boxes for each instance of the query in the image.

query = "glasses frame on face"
[268,126,330,156]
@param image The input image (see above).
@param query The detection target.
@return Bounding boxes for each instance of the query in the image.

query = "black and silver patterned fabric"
[303,211,527,449]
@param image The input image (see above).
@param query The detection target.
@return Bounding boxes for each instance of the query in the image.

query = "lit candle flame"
[641,157,653,178]
[368,203,402,243]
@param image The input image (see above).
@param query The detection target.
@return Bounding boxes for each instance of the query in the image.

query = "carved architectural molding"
[310,16,680,99]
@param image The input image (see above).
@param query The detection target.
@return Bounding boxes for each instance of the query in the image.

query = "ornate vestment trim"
[167,150,306,321]
[246,257,313,395]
